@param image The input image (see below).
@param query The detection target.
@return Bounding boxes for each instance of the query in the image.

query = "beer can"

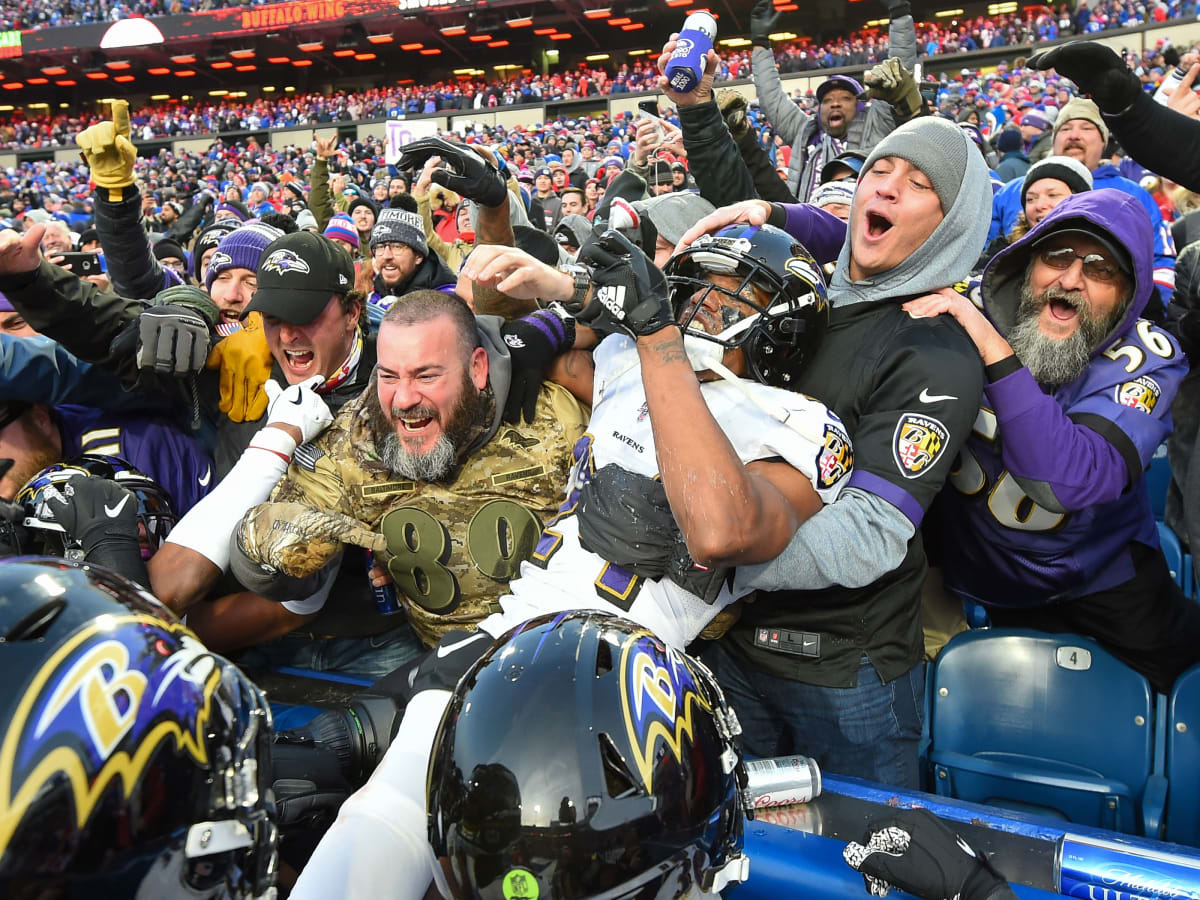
[663,11,717,94]
[744,755,821,809]
[365,550,401,615]
[1056,832,1200,900]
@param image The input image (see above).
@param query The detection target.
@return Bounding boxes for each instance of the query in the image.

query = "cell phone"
[637,99,665,143]
[58,252,102,275]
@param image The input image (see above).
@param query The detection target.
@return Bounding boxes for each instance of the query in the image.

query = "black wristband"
[985,354,1023,382]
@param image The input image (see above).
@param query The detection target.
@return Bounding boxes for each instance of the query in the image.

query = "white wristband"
[247,425,299,459]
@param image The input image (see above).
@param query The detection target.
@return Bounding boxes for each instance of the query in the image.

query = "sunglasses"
[1037,246,1123,283]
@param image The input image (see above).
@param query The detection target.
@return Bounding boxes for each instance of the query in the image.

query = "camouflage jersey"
[267,379,588,647]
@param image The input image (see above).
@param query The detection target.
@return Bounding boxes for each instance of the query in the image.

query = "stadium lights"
[586,53,610,60]
[212,61,234,69]
[297,41,324,52]
[774,3,796,9]
[151,93,169,99]
[268,55,291,63]
[469,34,493,42]
[284,85,295,91]
[41,66,67,75]
[27,77,47,84]
[935,8,964,15]
[104,60,131,70]
[719,37,751,46]
[627,48,655,55]
[400,42,423,50]
[0,105,12,111]
[440,25,467,36]
[419,48,442,55]
[170,54,196,64]
[666,0,690,6]
[1,82,20,90]
[621,23,644,30]
[174,69,196,77]
[353,52,376,60]
[148,66,170,74]
[230,48,255,59]
[56,79,76,86]
[367,33,394,43]
[332,49,355,57]
[209,89,228,95]
[235,64,257,71]
[506,16,533,27]
[769,31,798,40]
[550,32,572,39]
[292,59,313,66]
[100,18,165,49]
[583,7,612,17]
[495,63,519,70]
[85,72,109,79]
[608,17,631,25]
[263,86,275,91]
[533,27,556,34]
[987,1,1017,11]
[114,74,135,82]
[488,39,510,47]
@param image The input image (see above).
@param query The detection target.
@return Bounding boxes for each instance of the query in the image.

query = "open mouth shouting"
[393,404,439,440]
[862,208,895,242]
[282,347,317,376]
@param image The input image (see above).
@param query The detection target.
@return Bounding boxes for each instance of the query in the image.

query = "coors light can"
[745,755,822,809]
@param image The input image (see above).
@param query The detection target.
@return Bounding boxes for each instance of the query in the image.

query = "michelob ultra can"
[1056,832,1200,900]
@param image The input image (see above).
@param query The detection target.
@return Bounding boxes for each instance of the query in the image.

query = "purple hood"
[981,188,1154,355]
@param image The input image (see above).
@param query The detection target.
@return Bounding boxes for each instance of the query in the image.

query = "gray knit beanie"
[861,116,969,214]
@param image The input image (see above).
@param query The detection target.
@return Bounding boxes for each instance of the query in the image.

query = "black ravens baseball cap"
[242,231,355,325]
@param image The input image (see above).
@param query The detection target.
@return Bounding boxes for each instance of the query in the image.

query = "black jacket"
[95,184,180,300]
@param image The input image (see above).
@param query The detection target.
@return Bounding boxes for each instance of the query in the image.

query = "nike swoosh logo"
[197,466,212,487]
[919,389,958,403]
[288,395,303,406]
[436,633,489,659]
[104,494,131,518]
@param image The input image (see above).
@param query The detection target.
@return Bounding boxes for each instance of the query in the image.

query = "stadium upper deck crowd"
[5,1,1200,893]
[0,0,1196,149]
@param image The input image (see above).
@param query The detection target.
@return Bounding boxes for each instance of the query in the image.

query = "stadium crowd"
[4,0,1200,895]
[0,0,1198,147]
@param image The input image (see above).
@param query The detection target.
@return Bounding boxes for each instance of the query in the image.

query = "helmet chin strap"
[683,309,826,447]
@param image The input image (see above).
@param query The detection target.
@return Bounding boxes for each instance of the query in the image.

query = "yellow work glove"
[75,99,137,197]
[206,312,274,423]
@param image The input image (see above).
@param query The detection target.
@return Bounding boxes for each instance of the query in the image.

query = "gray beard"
[377,430,458,482]
[1007,275,1124,389]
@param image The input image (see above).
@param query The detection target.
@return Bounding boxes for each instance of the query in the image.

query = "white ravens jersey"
[490,334,853,649]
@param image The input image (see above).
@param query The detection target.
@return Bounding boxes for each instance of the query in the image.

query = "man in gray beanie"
[367,207,455,305]
[686,116,993,789]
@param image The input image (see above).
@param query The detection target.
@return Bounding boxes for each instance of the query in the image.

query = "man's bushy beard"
[375,372,486,483]
[1007,271,1127,389]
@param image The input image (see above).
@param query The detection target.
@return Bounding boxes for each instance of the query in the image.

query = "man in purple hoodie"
[906,188,1200,691]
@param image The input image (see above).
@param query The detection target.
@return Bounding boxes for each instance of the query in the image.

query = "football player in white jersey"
[289,225,852,899]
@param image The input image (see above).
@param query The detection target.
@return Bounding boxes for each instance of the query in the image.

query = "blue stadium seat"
[930,629,1159,835]
[1146,442,1171,521]
[1158,521,1186,591]
[1166,665,1200,846]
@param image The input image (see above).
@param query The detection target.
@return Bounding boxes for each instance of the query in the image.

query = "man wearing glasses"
[366,208,455,324]
[905,188,1200,692]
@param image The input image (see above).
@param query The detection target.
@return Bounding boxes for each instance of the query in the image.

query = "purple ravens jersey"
[56,405,215,516]
[941,318,1185,607]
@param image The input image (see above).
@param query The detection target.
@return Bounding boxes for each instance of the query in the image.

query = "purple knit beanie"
[205,221,285,290]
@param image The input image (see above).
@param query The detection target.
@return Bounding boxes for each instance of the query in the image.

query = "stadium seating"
[1166,664,1200,845]
[929,629,1162,835]
[1157,521,1187,593]
[1148,443,1172,521]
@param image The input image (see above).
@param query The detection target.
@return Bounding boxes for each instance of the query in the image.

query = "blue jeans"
[236,620,425,682]
[701,641,924,789]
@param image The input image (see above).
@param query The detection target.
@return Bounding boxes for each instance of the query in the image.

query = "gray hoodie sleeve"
[751,45,811,147]
[733,487,914,593]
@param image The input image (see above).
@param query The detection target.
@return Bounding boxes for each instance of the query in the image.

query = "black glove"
[0,459,29,558]
[398,136,508,208]
[135,303,212,377]
[500,307,576,424]
[577,230,674,338]
[843,808,1016,900]
[577,465,676,580]
[38,475,148,584]
[750,0,781,47]
[1027,42,1142,113]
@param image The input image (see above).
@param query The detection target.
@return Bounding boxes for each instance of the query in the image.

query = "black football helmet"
[665,223,829,388]
[0,557,276,897]
[427,611,751,899]
[15,455,177,560]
